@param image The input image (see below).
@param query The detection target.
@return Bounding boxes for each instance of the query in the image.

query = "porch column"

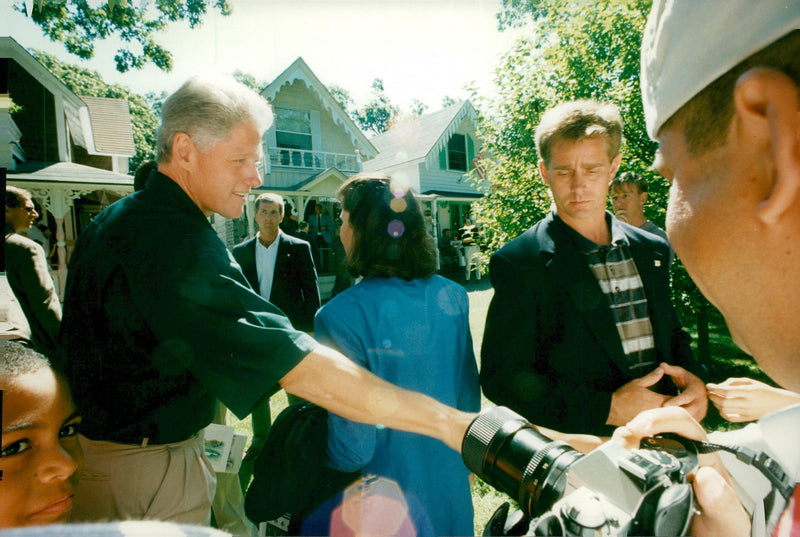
[34,186,93,299]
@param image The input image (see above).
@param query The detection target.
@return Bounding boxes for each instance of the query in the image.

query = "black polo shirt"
[57,171,316,444]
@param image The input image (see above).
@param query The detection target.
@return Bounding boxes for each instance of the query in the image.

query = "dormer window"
[447,133,467,172]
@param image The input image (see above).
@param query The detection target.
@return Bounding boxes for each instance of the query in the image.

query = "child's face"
[0,368,83,527]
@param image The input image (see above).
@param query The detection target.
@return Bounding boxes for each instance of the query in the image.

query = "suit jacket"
[4,226,62,355]
[480,211,698,436]
[308,212,332,245]
[232,233,320,332]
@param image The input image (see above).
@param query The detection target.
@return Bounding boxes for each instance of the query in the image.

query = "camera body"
[462,407,698,536]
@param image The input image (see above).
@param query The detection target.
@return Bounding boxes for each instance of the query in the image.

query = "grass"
[229,277,765,534]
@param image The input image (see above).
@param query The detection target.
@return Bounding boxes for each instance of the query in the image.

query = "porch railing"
[267,147,361,172]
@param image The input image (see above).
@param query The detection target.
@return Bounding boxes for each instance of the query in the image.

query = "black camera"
[462,406,698,536]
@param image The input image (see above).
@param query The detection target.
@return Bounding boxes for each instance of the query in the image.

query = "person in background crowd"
[309,173,480,536]
[0,341,83,528]
[4,186,61,356]
[615,3,800,536]
[308,203,332,249]
[609,171,674,263]
[280,201,299,236]
[481,100,706,437]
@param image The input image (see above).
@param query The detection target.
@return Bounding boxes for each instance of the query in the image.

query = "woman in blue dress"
[310,173,480,536]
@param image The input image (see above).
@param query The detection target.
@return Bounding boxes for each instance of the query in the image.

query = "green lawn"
[230,279,766,534]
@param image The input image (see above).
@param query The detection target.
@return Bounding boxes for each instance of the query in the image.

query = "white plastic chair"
[464,245,483,281]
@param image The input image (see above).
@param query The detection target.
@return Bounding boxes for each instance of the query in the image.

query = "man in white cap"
[615,2,800,537]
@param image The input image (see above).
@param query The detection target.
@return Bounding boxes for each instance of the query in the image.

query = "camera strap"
[688,440,795,501]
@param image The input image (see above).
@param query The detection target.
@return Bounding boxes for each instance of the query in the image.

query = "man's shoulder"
[4,231,39,254]
[232,237,256,252]
[281,233,311,247]
[621,220,671,254]
[495,217,551,260]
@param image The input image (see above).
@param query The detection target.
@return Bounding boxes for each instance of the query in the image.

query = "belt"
[86,425,195,447]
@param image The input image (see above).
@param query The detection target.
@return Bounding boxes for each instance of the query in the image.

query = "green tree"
[355,78,399,135]
[31,50,158,171]
[232,69,268,93]
[328,84,356,118]
[473,0,714,362]
[441,96,459,108]
[410,98,428,116]
[14,0,231,72]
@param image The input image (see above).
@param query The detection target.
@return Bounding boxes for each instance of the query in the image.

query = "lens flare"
[389,197,407,213]
[387,220,405,238]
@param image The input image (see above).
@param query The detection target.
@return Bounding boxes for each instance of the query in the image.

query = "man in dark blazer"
[5,186,61,356]
[232,192,321,489]
[233,194,320,332]
[481,100,707,437]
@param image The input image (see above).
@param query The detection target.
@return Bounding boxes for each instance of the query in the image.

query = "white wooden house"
[225,57,376,243]
[2,36,135,297]
[363,100,486,242]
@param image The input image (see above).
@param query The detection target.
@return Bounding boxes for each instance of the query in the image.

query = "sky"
[2,0,530,112]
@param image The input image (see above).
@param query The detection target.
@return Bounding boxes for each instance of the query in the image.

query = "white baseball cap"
[641,0,800,139]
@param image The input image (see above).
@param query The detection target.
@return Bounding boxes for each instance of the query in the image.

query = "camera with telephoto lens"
[462,406,698,536]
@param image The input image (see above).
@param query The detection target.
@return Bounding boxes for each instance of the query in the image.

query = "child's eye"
[1,439,31,458]
[59,421,81,439]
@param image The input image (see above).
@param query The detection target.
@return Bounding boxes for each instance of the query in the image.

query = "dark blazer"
[480,211,698,436]
[232,233,321,332]
[4,226,61,355]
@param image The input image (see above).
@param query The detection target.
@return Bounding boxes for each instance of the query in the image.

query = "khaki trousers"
[72,433,216,525]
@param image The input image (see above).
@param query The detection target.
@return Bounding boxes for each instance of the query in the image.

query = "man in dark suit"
[232,192,320,489]
[233,193,320,332]
[4,186,61,356]
[481,100,707,437]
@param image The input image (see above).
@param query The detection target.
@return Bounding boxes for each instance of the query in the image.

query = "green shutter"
[439,147,447,169]
[467,136,475,169]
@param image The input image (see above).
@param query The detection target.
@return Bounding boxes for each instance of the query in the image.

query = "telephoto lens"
[461,406,583,517]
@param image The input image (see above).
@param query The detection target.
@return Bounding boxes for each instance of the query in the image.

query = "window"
[275,108,312,150]
[447,133,467,172]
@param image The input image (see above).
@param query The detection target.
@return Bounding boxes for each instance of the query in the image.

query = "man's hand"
[659,362,709,421]
[707,377,800,422]
[607,366,670,427]
[612,407,751,537]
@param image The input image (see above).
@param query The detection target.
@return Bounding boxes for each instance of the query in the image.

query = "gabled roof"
[8,161,133,186]
[80,97,136,157]
[0,36,88,148]
[1,36,136,158]
[261,57,377,159]
[262,167,348,193]
[363,101,479,172]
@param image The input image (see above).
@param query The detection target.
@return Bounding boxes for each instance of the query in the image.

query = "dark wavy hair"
[338,173,437,280]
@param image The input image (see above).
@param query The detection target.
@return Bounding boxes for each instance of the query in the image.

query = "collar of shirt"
[552,211,630,254]
[255,231,281,299]
[141,171,214,229]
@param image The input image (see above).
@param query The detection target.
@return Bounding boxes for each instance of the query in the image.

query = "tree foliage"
[232,69,268,93]
[355,78,399,135]
[14,0,231,72]
[31,50,158,171]
[472,0,712,355]
[410,98,428,117]
[328,84,356,117]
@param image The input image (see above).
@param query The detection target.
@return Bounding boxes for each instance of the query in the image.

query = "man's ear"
[734,68,800,225]
[538,159,550,185]
[610,154,622,176]
[171,132,196,166]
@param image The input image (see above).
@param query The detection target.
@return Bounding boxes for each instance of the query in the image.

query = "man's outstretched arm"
[280,344,476,452]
